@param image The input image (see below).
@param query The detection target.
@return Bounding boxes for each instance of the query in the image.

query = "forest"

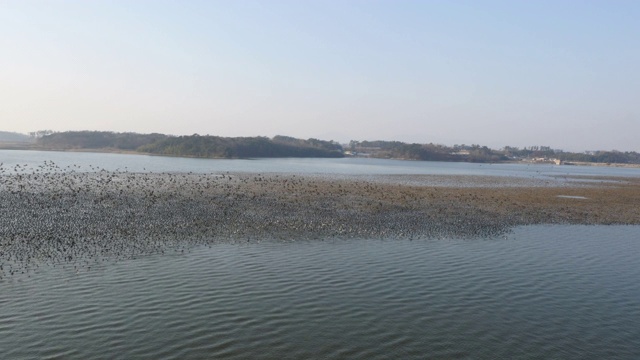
[349,141,508,162]
[34,131,344,158]
[349,140,640,164]
[2,130,639,164]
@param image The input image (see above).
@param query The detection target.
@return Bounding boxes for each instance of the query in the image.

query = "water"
[1,151,640,358]
[0,225,639,359]
[2,149,640,178]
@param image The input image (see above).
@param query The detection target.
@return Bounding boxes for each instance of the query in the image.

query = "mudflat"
[1,170,639,277]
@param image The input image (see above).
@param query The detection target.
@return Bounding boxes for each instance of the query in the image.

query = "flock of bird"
[0,161,509,279]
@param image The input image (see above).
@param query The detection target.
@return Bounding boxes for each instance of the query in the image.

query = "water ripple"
[1,225,639,359]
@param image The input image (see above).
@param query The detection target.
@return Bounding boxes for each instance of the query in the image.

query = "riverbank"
[1,169,639,277]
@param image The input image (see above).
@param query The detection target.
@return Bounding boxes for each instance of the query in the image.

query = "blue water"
[2,149,640,178]
[0,226,638,359]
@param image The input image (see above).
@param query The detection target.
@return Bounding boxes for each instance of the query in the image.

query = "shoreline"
[3,146,640,168]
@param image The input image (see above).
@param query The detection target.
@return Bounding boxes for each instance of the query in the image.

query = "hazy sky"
[1,1,638,151]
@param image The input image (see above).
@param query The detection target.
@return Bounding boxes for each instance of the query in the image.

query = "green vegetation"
[501,146,640,164]
[38,131,168,151]
[138,134,343,158]
[559,151,640,164]
[33,131,343,158]
[2,130,639,164]
[349,141,508,162]
[350,141,640,164]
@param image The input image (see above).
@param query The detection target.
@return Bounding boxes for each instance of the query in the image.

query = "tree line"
[35,131,344,158]
[349,141,508,162]
[501,146,640,164]
[347,141,640,164]
[16,130,640,164]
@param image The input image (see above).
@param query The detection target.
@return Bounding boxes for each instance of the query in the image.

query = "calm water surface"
[1,225,639,359]
[2,149,640,178]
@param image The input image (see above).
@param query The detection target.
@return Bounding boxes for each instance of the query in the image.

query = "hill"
[0,131,31,142]
[34,131,344,158]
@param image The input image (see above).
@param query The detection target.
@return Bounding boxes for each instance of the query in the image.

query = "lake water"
[1,226,639,359]
[1,150,640,359]
[2,149,640,179]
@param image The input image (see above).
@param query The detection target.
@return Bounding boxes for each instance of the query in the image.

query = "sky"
[1,1,639,152]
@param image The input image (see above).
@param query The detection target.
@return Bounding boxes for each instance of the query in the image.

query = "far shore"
[2,143,640,168]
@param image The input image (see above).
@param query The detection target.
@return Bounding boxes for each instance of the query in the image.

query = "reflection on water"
[1,225,639,359]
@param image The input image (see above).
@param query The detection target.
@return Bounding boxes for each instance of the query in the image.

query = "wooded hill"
[35,131,344,158]
[349,140,508,162]
[6,130,639,164]
[348,140,640,164]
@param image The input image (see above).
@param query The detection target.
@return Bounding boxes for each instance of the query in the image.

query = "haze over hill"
[0,131,31,143]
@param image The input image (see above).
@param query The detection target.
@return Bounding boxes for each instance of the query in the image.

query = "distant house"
[526,157,562,165]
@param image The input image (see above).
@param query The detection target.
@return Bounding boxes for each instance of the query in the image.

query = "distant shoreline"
[559,161,640,169]
[3,144,640,168]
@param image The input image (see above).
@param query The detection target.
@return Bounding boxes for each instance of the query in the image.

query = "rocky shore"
[1,164,639,278]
